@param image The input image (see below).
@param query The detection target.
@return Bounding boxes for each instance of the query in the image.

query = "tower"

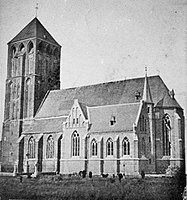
[0,18,61,171]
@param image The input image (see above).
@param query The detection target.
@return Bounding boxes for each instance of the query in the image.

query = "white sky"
[0,0,186,137]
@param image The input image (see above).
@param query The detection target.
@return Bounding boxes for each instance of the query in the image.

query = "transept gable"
[64,99,88,129]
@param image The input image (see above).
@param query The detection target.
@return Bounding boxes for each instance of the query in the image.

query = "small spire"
[145,67,147,76]
[35,3,39,18]
[142,67,153,103]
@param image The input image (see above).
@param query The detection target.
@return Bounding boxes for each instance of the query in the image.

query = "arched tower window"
[46,135,54,158]
[11,46,17,77]
[91,139,97,156]
[25,78,31,118]
[28,136,35,159]
[11,46,16,58]
[72,131,80,156]
[19,43,25,53]
[28,41,34,54]
[28,41,34,74]
[106,138,113,156]
[122,137,130,155]
[162,114,171,156]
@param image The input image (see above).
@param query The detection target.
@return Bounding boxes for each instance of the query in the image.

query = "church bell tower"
[0,18,61,171]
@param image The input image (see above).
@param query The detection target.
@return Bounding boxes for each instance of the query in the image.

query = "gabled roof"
[78,102,90,119]
[8,17,60,46]
[155,92,181,108]
[88,103,140,132]
[35,75,182,119]
[23,117,66,134]
[35,99,73,118]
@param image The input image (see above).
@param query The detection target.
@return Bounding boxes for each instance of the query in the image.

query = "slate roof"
[23,117,66,134]
[8,18,60,46]
[155,92,181,108]
[88,103,140,132]
[35,75,181,119]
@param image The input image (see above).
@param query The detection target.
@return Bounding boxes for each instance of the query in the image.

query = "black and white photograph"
[0,0,186,199]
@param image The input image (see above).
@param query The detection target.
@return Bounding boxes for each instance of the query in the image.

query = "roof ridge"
[49,75,160,93]
[88,102,140,109]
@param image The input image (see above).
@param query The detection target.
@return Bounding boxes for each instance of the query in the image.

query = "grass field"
[0,175,184,200]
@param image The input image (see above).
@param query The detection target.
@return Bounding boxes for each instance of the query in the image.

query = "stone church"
[0,18,185,176]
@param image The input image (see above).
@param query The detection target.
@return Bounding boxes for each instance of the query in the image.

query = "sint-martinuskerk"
[0,18,185,176]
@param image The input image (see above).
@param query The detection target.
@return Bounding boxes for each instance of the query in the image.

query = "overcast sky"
[0,0,186,136]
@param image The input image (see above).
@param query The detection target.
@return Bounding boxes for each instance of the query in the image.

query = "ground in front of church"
[0,174,183,200]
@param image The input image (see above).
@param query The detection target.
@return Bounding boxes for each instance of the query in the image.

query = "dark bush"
[174,165,185,194]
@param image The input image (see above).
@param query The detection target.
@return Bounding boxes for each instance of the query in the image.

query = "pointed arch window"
[46,135,54,158]
[28,42,34,74]
[19,43,25,53]
[25,78,31,118]
[72,131,80,156]
[28,137,35,159]
[12,46,16,58]
[162,114,171,156]
[106,138,113,156]
[122,137,130,155]
[140,115,147,132]
[28,42,34,54]
[91,139,97,156]
[11,46,17,77]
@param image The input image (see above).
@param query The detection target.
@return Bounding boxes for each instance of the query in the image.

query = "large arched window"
[106,138,113,156]
[28,137,35,159]
[72,131,80,156]
[162,114,171,156]
[46,135,54,158]
[91,139,97,156]
[28,41,34,74]
[122,137,130,155]
[11,46,17,77]
[24,78,31,118]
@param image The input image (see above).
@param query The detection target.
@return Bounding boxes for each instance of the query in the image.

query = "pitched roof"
[155,92,181,108]
[78,102,90,119]
[23,117,66,134]
[88,103,140,132]
[8,18,60,46]
[35,75,182,119]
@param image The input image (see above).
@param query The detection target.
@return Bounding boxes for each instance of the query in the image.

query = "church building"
[0,18,185,176]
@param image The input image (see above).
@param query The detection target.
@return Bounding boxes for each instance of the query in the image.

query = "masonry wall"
[87,131,138,176]
[60,126,87,174]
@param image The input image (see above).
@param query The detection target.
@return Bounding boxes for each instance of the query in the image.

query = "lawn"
[0,175,183,200]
